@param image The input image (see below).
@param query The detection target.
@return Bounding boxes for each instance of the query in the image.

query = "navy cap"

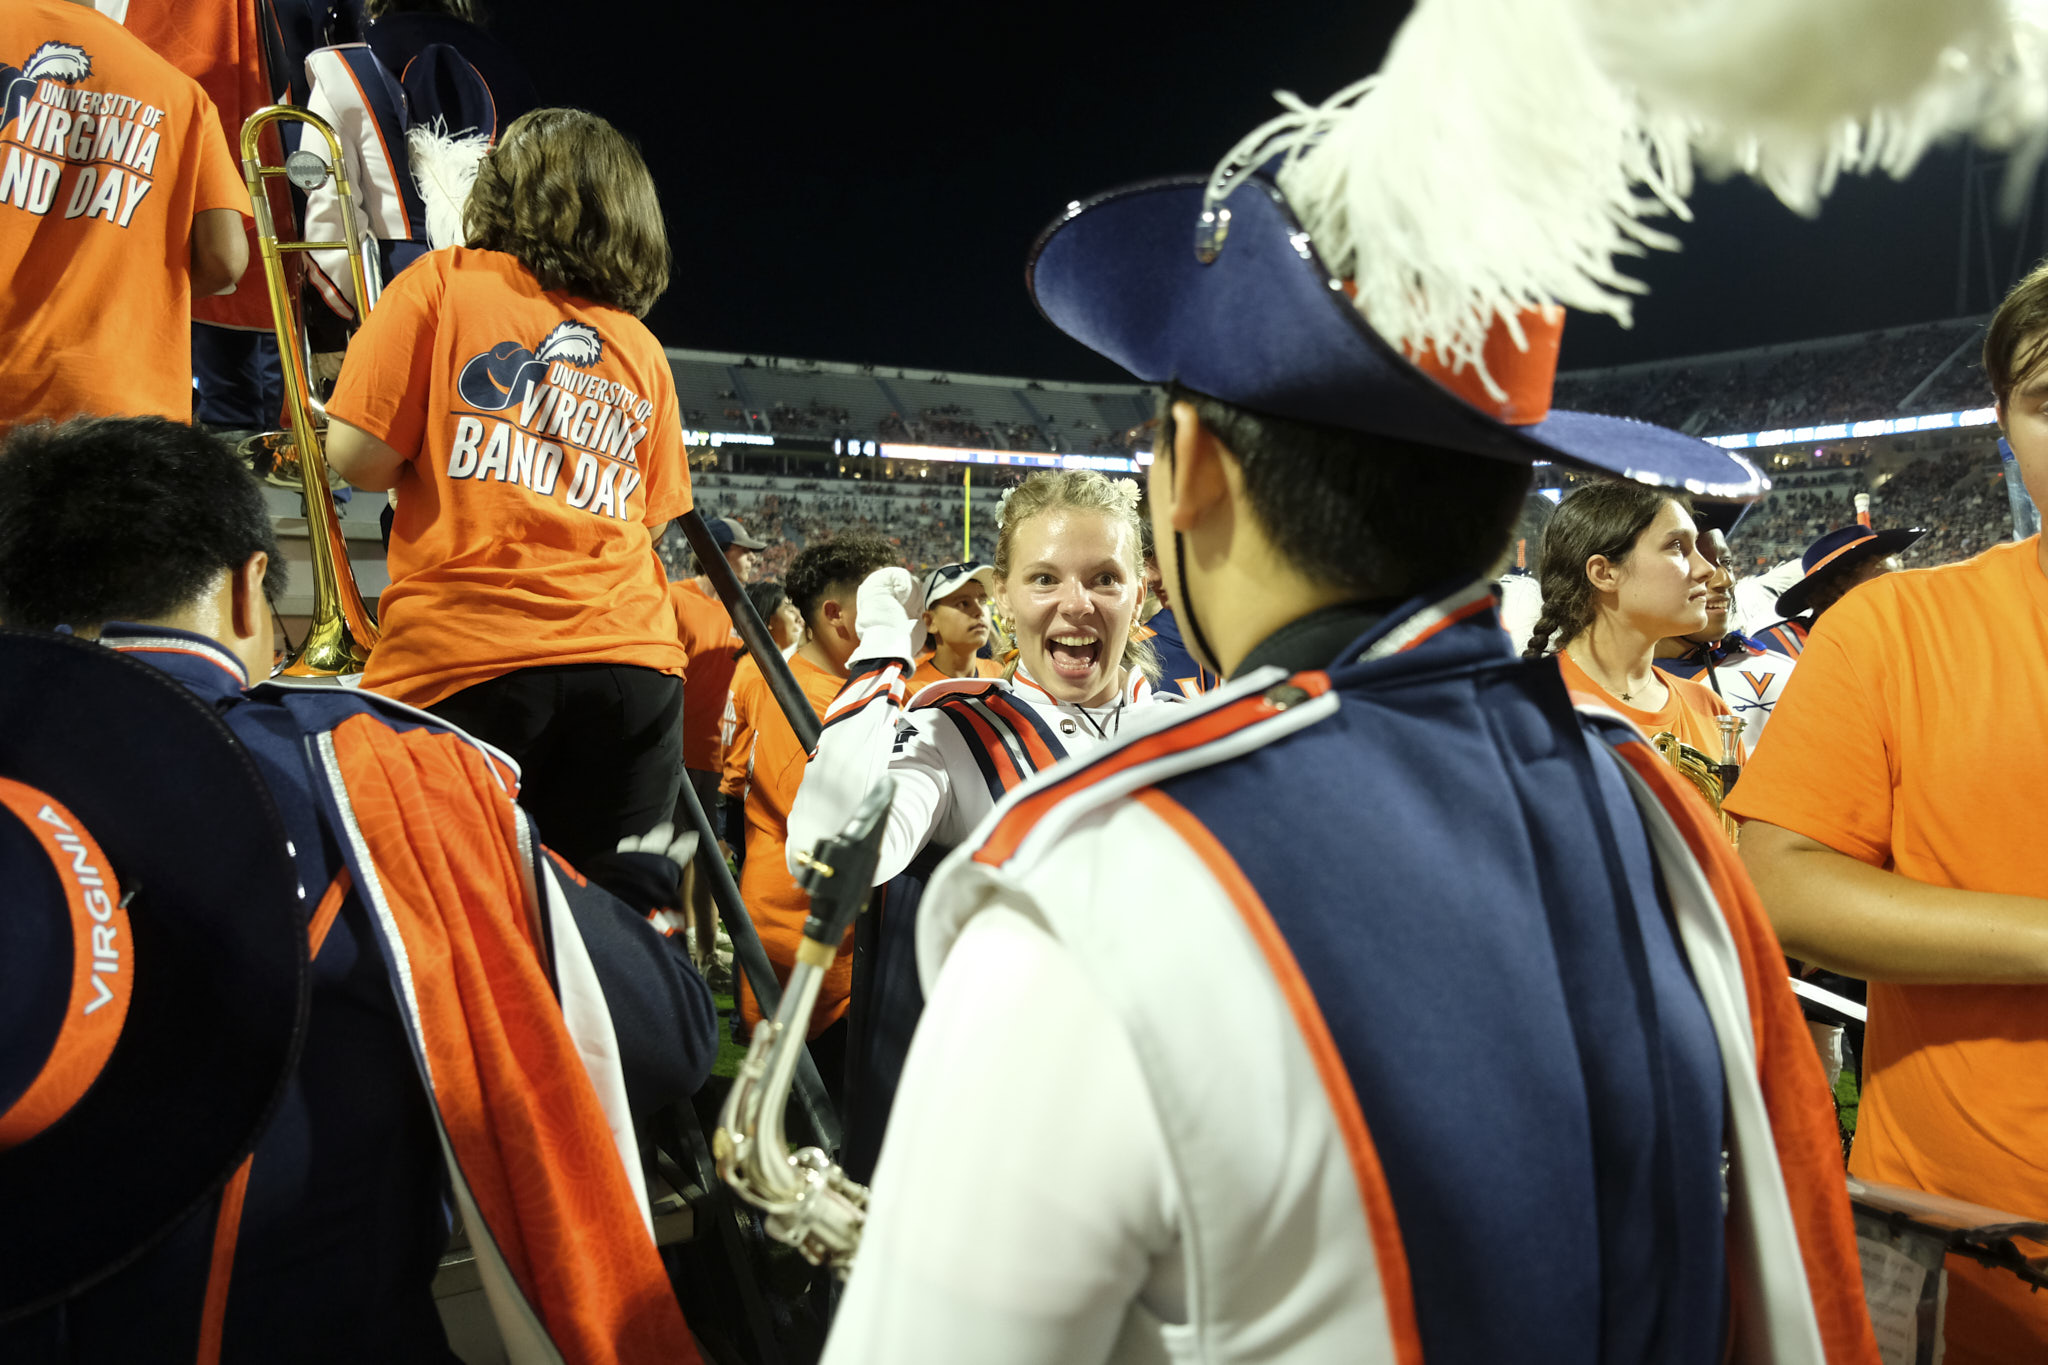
[1775,524,1925,619]
[708,517,768,551]
[1026,174,1767,499]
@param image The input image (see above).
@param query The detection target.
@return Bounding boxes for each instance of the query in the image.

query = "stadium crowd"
[1728,446,2015,567]
[1555,320,1989,436]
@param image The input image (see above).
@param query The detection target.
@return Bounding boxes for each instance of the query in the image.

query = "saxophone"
[712,784,892,1276]
[1652,712,1746,845]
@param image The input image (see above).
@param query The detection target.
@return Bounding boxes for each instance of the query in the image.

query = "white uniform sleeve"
[786,624,954,884]
[301,48,414,320]
[821,904,1178,1365]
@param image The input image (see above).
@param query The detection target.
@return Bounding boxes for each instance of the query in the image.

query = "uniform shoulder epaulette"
[908,676,1002,710]
[968,667,1340,875]
[253,678,524,784]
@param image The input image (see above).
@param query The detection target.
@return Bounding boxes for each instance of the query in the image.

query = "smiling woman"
[785,469,1177,1178]
[991,471,1157,706]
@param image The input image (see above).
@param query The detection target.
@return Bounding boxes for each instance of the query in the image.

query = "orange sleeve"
[1619,746,1882,1365]
[325,259,442,458]
[721,665,759,800]
[1723,608,1893,866]
[188,86,250,218]
[635,366,692,527]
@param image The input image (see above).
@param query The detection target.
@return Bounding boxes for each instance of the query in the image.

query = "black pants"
[190,323,282,430]
[428,663,683,878]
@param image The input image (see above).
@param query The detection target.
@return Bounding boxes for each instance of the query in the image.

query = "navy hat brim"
[1774,528,1925,619]
[0,630,306,1321]
[1026,176,1766,499]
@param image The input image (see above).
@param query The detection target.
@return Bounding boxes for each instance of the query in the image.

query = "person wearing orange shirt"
[1525,481,1743,763]
[1731,263,2048,1364]
[907,560,1000,693]
[0,0,249,430]
[721,533,899,1096]
[670,515,769,960]
[324,108,690,887]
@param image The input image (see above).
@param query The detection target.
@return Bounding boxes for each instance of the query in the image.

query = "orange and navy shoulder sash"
[926,684,1073,803]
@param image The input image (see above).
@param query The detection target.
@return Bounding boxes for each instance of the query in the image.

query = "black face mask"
[1164,444,1223,678]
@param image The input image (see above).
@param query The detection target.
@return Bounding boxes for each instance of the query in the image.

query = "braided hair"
[1523,480,1690,659]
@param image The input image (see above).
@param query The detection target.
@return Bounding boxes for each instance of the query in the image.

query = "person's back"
[0,0,248,427]
[0,416,716,1362]
[862,594,1730,1360]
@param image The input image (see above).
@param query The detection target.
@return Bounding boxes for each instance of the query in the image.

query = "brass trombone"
[239,105,381,678]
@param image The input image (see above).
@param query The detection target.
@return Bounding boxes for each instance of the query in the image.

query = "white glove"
[616,820,700,871]
[854,566,925,662]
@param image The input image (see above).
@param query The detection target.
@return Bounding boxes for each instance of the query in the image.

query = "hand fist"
[856,567,918,637]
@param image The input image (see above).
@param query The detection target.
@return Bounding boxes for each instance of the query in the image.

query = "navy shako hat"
[1774,524,1925,619]
[1025,173,1767,499]
[0,630,306,1322]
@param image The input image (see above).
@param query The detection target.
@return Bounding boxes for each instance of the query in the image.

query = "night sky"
[489,1,2041,383]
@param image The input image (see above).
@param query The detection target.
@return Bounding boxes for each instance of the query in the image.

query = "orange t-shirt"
[725,649,849,1038]
[328,247,690,707]
[0,0,249,427]
[907,650,999,694]
[670,577,740,773]
[1555,649,1745,760]
[116,0,271,332]
[1726,537,2048,1363]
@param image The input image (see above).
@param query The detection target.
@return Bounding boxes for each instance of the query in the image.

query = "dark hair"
[785,533,897,630]
[743,579,787,623]
[1523,480,1687,658]
[464,109,670,317]
[1157,384,1530,600]
[1984,259,2048,407]
[0,417,286,630]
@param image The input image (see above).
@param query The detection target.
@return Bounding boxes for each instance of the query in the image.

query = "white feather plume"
[537,321,603,367]
[1236,0,2048,398]
[24,43,91,84]
[407,118,491,251]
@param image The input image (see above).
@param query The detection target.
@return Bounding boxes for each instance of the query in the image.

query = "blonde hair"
[992,471,1158,685]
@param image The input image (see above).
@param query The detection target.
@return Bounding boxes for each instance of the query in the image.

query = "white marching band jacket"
[786,618,1172,888]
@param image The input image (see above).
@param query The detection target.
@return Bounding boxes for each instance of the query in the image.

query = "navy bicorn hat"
[0,630,306,1322]
[1775,524,1925,619]
[1025,173,1766,499]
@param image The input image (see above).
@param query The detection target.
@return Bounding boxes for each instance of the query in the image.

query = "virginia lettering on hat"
[0,630,305,1322]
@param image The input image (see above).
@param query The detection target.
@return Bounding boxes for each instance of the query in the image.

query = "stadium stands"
[1553,317,1989,437]
[665,348,1152,454]
[638,318,2026,600]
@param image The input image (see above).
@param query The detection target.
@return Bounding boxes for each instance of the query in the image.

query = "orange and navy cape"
[294,700,699,1365]
[952,583,1877,1363]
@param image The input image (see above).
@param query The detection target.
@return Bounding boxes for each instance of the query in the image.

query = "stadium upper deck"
[672,316,1998,467]
[665,346,1155,462]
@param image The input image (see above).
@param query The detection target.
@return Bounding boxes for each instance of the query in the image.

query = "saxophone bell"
[714,783,893,1277]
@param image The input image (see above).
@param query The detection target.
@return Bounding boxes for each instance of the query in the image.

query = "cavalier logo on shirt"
[2,42,169,226]
[446,320,655,521]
